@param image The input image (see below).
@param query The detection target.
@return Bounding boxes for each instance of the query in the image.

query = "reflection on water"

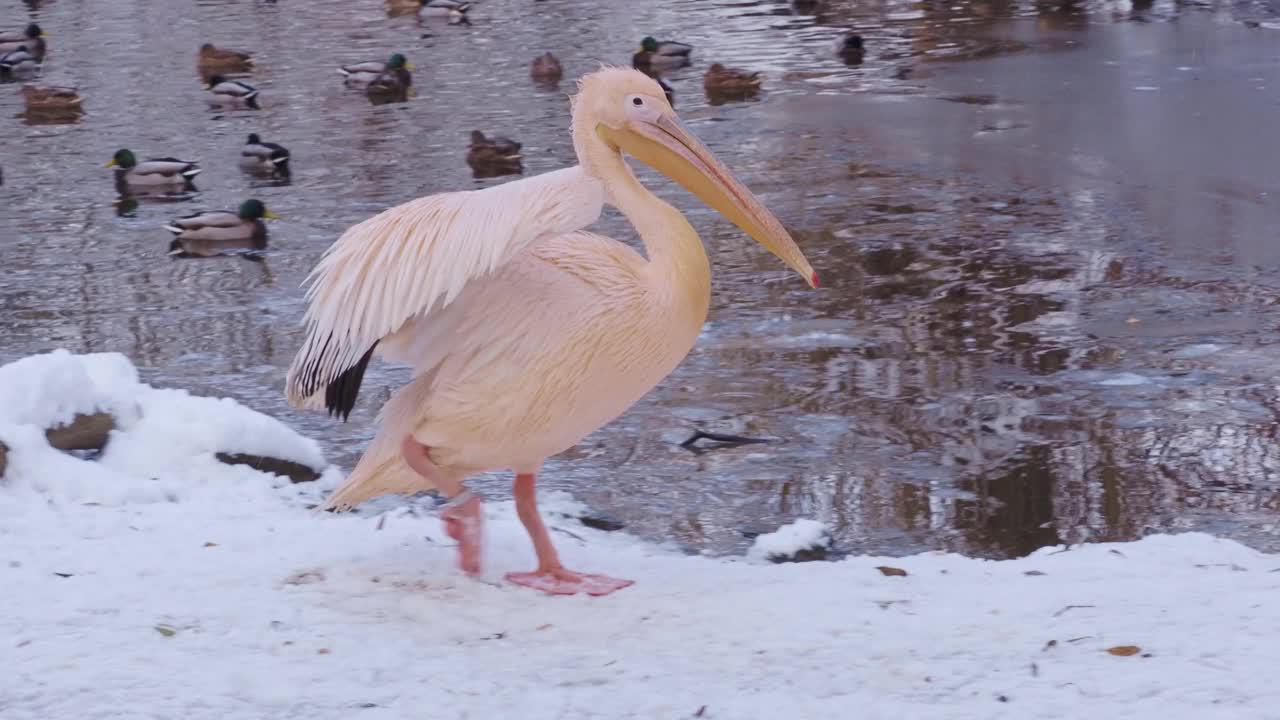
[2,0,1279,558]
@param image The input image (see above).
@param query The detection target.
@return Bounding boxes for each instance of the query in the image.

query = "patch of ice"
[1171,343,1223,359]
[1098,372,1150,387]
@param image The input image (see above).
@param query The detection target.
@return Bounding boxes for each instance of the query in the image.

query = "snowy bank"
[2,354,1278,719]
[0,351,332,496]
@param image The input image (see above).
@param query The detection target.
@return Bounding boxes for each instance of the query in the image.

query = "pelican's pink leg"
[504,472,634,596]
[401,436,482,576]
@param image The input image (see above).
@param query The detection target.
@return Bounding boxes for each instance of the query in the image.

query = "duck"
[206,75,259,108]
[339,53,412,87]
[630,59,675,106]
[20,83,82,113]
[197,43,253,70]
[466,130,522,177]
[0,23,44,60]
[107,149,201,192]
[0,45,39,75]
[839,34,864,64]
[530,52,562,80]
[418,0,470,23]
[632,36,692,70]
[366,61,413,100]
[165,199,278,258]
[239,133,290,175]
[703,63,762,93]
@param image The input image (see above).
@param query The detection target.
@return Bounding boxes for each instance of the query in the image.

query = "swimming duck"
[165,199,278,258]
[703,63,762,93]
[206,75,259,107]
[366,60,412,100]
[839,34,864,64]
[466,130,522,177]
[239,133,290,175]
[107,149,201,192]
[20,83,82,113]
[339,53,412,87]
[0,45,39,75]
[419,0,470,23]
[530,52,562,80]
[632,36,692,70]
[197,43,253,70]
[0,23,44,60]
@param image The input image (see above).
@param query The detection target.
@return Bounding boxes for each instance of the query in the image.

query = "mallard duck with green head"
[366,59,413,100]
[632,36,692,70]
[0,45,39,75]
[240,133,290,175]
[419,0,470,23]
[107,149,201,192]
[206,75,259,108]
[0,23,45,60]
[166,199,278,257]
[339,53,412,87]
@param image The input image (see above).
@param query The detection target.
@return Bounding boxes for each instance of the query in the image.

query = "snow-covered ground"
[3,353,1278,720]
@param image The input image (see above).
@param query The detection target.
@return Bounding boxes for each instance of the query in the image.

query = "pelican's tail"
[321,373,442,511]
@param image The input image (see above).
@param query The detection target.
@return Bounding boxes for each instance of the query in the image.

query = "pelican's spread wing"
[286,165,604,417]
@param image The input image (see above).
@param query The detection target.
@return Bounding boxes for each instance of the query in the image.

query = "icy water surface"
[2,0,1279,558]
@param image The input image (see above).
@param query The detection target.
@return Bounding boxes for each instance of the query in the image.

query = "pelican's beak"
[263,209,281,220]
[598,114,817,288]
[105,158,117,168]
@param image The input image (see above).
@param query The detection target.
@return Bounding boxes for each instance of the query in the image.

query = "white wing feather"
[286,165,604,407]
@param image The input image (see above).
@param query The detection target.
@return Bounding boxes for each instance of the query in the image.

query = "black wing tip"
[323,342,378,422]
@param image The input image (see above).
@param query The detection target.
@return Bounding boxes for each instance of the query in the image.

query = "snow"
[747,518,832,562]
[0,351,333,505]
[3,352,1280,719]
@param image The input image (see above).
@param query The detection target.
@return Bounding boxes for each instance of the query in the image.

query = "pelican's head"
[575,67,816,288]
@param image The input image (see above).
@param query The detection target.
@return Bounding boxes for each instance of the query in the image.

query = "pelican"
[286,67,815,596]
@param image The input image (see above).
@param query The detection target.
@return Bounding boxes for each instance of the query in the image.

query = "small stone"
[46,412,115,452]
[578,512,626,532]
[216,452,320,483]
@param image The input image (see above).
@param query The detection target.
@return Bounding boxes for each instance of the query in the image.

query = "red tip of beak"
[811,272,820,288]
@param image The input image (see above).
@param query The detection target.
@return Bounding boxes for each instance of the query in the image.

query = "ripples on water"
[3,0,1279,558]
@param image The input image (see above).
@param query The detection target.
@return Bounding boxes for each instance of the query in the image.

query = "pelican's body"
[288,68,814,596]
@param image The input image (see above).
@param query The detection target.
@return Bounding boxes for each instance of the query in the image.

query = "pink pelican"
[286,67,816,596]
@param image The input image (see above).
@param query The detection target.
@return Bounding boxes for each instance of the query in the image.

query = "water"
[3,0,1279,558]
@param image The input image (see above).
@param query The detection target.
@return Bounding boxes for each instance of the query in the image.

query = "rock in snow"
[748,518,835,563]
[0,350,331,492]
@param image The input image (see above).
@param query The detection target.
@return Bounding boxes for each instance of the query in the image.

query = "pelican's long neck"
[580,133,711,316]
